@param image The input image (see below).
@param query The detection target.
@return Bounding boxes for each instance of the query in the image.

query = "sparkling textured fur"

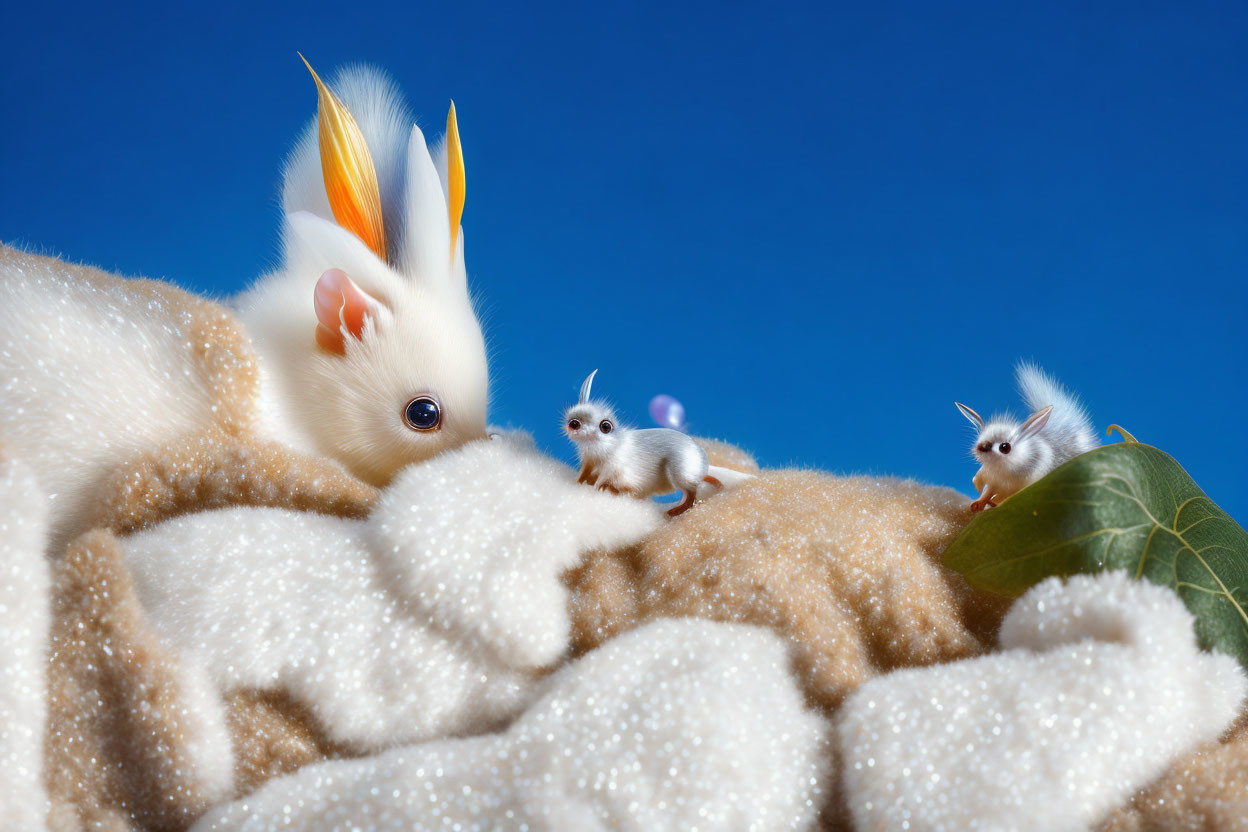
[116,437,661,755]
[1099,715,1248,831]
[566,462,1004,711]
[29,432,1248,830]
[0,450,51,830]
[236,66,488,485]
[0,245,261,551]
[44,529,235,832]
[190,620,830,832]
[837,571,1247,832]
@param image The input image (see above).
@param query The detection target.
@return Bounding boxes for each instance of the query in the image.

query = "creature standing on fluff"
[955,362,1099,511]
[563,370,753,516]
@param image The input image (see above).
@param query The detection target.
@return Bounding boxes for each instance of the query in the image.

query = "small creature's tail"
[705,465,755,490]
[1015,362,1099,460]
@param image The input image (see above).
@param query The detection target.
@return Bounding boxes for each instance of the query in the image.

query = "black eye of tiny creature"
[599,420,613,434]
[568,419,581,430]
[999,442,1012,455]
[404,396,442,432]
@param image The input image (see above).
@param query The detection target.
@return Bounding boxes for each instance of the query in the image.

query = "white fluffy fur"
[0,248,241,550]
[1015,361,1098,457]
[237,66,486,484]
[0,68,488,553]
[0,451,51,828]
[190,619,830,832]
[119,437,662,753]
[837,571,1247,832]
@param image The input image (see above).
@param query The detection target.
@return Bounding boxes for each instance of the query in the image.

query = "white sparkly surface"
[837,571,1247,832]
[0,248,246,550]
[0,451,51,828]
[121,436,662,753]
[192,619,830,832]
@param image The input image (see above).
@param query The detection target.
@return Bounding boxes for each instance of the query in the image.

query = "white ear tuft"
[955,402,984,431]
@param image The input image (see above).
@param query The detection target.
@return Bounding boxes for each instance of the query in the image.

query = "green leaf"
[944,442,1248,669]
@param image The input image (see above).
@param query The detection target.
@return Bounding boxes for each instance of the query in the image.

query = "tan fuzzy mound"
[1098,715,1248,832]
[45,530,229,832]
[90,430,379,537]
[36,431,1243,831]
[44,530,350,832]
[566,460,1010,710]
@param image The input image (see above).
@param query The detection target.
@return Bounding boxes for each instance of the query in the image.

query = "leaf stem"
[1106,424,1139,444]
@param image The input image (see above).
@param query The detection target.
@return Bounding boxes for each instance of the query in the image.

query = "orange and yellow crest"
[446,101,466,261]
[300,53,387,261]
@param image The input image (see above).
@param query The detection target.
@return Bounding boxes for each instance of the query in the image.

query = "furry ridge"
[118,436,662,754]
[190,619,830,832]
[837,571,1247,832]
[0,450,51,830]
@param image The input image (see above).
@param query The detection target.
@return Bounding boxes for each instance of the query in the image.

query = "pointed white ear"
[1018,405,1053,441]
[955,402,984,431]
[579,369,599,404]
[402,124,454,287]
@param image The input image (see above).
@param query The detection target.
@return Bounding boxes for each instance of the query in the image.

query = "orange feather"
[300,53,387,261]
[446,101,466,262]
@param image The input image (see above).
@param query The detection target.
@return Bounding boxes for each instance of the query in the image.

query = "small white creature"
[955,362,1099,511]
[563,370,751,517]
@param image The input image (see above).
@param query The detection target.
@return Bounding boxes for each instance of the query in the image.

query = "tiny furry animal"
[955,362,1098,511]
[563,370,751,517]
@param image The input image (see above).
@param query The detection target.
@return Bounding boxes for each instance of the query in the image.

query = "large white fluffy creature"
[837,571,1247,832]
[118,436,662,755]
[191,619,831,832]
[0,62,488,549]
[0,450,51,828]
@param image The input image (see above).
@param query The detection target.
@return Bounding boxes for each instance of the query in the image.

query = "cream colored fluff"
[191,619,830,832]
[0,450,52,829]
[837,571,1247,832]
[118,436,662,756]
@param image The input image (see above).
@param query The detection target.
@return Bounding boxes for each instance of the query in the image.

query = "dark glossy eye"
[999,442,1011,455]
[403,396,442,432]
[599,420,613,434]
[567,419,581,430]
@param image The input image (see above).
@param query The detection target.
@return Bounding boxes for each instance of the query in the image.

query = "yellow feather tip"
[299,53,387,260]
[447,100,466,262]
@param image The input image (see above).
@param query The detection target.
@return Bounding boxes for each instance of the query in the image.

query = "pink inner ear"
[314,269,372,354]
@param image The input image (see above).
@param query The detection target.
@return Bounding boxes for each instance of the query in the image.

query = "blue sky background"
[2,1,1245,519]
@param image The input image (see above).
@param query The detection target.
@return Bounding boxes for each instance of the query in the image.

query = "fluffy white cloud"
[120,436,663,755]
[192,619,830,832]
[837,571,1247,832]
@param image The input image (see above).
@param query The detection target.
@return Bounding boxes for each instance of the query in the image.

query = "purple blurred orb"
[649,394,687,431]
